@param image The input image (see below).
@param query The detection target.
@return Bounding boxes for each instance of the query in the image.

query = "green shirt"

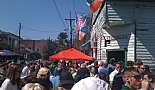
[121,85,131,90]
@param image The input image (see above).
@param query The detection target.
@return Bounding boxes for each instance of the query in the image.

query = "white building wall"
[127,32,135,61]
[92,1,135,61]
[91,0,155,70]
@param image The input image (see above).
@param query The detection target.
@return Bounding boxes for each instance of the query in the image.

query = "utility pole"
[65,12,75,48]
[18,23,21,53]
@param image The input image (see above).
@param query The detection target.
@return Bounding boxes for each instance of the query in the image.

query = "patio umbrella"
[0,50,22,60]
[0,50,19,56]
[48,48,93,61]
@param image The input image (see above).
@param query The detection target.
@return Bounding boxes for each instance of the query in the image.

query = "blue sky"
[0,0,90,40]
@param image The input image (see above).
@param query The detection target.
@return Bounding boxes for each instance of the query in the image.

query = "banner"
[77,14,92,41]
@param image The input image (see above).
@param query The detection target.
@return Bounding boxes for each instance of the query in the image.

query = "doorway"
[107,49,126,63]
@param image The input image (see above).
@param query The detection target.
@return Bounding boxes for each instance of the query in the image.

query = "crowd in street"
[0,59,155,90]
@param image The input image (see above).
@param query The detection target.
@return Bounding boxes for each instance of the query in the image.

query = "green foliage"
[57,32,69,50]
[27,52,42,60]
[43,49,58,60]
[57,32,68,40]
[43,32,70,60]
[56,32,69,50]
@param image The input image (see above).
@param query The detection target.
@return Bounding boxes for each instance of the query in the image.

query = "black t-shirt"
[112,72,124,90]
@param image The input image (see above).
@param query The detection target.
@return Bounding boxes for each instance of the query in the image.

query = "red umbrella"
[49,48,93,61]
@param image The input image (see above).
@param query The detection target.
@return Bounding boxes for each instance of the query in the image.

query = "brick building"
[21,40,48,59]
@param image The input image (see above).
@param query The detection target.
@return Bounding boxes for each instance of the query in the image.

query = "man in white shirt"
[20,63,31,79]
[109,62,122,87]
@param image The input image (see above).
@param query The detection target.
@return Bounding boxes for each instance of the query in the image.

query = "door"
[107,49,125,63]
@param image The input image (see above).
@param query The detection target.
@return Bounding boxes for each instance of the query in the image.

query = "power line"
[48,0,67,29]
[21,25,61,40]
[0,25,18,35]
[72,0,78,17]
[23,25,61,33]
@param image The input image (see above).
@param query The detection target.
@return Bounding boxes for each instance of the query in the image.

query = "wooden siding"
[91,1,155,70]
[106,1,135,61]
[92,1,135,61]
[135,2,155,70]
[136,23,155,70]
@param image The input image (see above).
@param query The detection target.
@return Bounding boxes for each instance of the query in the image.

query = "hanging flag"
[76,15,86,32]
[86,0,105,13]
[79,31,85,40]
[78,14,92,41]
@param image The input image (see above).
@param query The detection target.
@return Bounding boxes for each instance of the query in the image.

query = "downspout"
[134,20,137,62]
[134,2,137,62]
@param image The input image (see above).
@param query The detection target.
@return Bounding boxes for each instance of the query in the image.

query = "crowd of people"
[0,59,155,90]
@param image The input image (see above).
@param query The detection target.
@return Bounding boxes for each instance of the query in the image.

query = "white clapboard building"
[90,0,155,70]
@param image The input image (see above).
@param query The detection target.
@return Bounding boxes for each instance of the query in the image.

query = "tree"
[43,39,59,60]
[57,32,70,50]
[43,32,70,60]
[27,52,42,60]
